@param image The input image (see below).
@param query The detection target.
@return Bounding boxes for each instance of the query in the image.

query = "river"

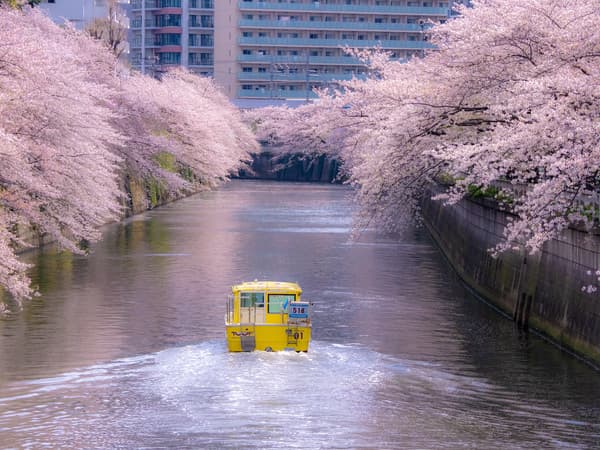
[0,180,599,449]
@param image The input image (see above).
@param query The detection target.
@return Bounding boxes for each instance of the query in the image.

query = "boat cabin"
[225,280,311,352]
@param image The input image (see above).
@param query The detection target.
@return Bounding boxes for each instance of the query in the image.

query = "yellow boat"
[225,280,311,352]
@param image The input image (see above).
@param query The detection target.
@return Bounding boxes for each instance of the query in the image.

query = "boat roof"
[232,280,302,294]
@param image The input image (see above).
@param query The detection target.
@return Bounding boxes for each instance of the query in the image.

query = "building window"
[158,52,181,64]
[158,0,182,7]
[156,14,181,27]
[156,33,181,45]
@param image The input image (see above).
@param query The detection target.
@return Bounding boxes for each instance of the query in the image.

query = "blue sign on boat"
[288,302,309,319]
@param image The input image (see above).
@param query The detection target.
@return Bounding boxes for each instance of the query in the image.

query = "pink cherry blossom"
[1,7,256,305]
[253,0,600,258]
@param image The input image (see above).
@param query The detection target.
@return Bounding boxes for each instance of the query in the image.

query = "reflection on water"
[0,180,599,448]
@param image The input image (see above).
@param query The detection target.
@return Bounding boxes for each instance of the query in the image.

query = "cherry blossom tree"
[428,0,600,254]
[1,7,256,305]
[114,69,255,208]
[255,0,600,255]
[0,7,123,302]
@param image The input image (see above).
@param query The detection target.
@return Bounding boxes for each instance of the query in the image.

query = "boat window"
[240,292,264,307]
[268,294,295,314]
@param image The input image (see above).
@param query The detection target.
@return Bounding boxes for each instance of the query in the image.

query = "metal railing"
[238,36,433,49]
[238,19,428,32]
[238,71,365,81]
[238,88,319,99]
[238,54,366,65]
[238,1,450,16]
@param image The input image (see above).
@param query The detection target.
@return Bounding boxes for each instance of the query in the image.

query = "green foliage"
[153,151,177,172]
[146,177,168,208]
[467,184,499,198]
[151,129,171,138]
[178,165,196,183]
[572,203,600,222]
[467,184,513,204]
[435,172,456,185]
[152,152,198,183]
[1,0,41,9]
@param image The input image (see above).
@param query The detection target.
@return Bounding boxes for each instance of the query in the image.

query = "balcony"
[156,34,182,46]
[189,57,214,66]
[238,88,319,99]
[238,54,364,65]
[238,19,427,33]
[189,0,214,9]
[131,0,159,10]
[238,71,366,82]
[157,45,182,53]
[238,1,450,16]
[130,39,160,48]
[239,36,433,50]
[158,0,182,6]
[154,17,182,27]
[157,7,183,14]
[130,19,161,29]
[190,16,214,28]
[189,36,214,47]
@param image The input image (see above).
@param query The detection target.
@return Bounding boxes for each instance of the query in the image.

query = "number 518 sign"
[288,302,309,319]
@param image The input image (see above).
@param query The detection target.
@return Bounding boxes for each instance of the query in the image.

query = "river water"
[0,180,599,449]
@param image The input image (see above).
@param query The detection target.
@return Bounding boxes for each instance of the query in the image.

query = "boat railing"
[225,295,234,324]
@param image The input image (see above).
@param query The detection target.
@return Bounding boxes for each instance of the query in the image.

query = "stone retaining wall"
[421,185,600,366]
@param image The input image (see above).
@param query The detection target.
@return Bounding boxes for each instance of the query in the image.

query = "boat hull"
[226,323,311,352]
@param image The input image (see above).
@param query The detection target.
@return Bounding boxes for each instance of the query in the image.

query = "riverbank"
[11,169,208,256]
[421,184,600,367]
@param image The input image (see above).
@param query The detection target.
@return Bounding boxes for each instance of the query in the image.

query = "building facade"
[128,0,453,104]
[129,0,214,77]
[216,0,451,103]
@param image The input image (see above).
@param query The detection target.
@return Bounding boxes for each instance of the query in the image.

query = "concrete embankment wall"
[237,151,340,183]
[421,185,600,366]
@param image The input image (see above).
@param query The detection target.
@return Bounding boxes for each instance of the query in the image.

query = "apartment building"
[129,0,214,77]
[216,0,451,104]
[128,0,452,104]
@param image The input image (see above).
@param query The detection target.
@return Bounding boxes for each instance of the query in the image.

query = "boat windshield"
[268,294,295,314]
